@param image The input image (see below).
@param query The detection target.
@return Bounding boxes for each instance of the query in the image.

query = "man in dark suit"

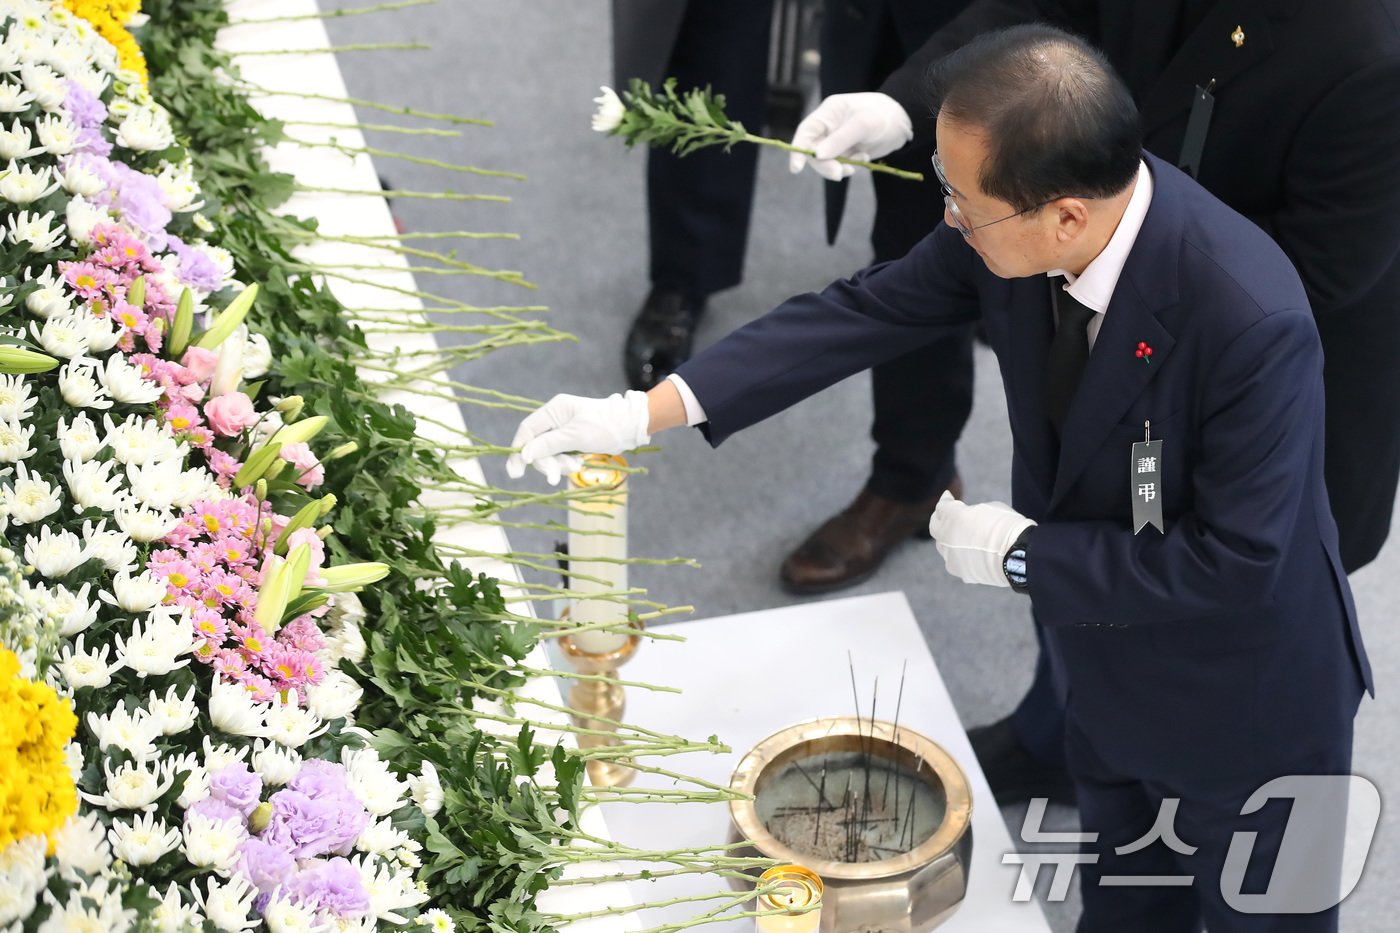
[510,25,1372,930]
[781,0,1400,598]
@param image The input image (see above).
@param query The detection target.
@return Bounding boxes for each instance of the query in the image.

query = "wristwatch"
[1003,527,1033,593]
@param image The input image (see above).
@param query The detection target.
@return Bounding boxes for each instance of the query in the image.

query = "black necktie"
[1045,277,1097,434]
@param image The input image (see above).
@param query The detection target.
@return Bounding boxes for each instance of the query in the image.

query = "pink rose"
[205,392,258,437]
[279,442,325,490]
[181,346,219,384]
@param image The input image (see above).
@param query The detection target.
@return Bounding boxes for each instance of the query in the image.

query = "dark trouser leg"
[1068,717,1353,933]
[647,0,774,297]
[1010,621,1069,767]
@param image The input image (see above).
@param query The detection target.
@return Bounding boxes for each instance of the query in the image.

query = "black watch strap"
[1003,526,1034,593]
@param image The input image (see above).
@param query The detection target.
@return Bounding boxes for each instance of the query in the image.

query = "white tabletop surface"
[596,591,1051,931]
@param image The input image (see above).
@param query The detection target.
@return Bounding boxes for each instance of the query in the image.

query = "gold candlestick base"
[559,626,643,788]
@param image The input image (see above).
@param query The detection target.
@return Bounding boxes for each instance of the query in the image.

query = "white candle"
[755,865,823,933]
[567,454,630,654]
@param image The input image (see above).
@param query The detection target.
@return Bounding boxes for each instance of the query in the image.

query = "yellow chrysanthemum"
[60,0,148,85]
[0,648,78,855]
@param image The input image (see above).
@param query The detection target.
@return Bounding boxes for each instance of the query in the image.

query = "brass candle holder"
[558,623,644,787]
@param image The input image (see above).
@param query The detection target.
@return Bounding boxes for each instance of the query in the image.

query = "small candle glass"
[566,454,629,654]
[755,864,823,933]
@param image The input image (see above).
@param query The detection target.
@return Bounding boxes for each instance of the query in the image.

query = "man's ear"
[1053,198,1091,242]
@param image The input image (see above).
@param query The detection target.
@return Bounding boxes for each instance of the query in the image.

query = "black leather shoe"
[623,287,706,391]
[968,716,1077,808]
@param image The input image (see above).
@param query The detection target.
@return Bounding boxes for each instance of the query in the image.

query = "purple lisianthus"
[288,760,351,801]
[262,789,346,859]
[185,796,243,827]
[65,79,107,128]
[238,837,296,894]
[75,124,112,158]
[112,165,172,247]
[168,236,223,294]
[210,762,264,816]
[281,857,370,918]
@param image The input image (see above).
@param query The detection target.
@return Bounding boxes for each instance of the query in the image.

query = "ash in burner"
[753,750,946,863]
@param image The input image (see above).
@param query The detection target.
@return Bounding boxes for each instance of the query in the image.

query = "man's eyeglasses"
[932,151,1078,239]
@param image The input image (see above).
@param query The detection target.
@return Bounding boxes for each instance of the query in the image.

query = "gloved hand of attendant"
[505,390,651,484]
[787,92,914,181]
[927,491,1036,588]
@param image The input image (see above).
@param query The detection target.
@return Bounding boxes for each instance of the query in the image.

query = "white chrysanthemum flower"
[23,266,72,319]
[0,117,40,159]
[351,853,430,923]
[33,111,74,155]
[70,64,111,98]
[64,742,83,784]
[86,706,162,763]
[42,580,98,637]
[202,736,251,774]
[52,811,112,880]
[23,526,86,578]
[262,897,319,933]
[175,761,209,811]
[108,812,180,865]
[342,746,409,817]
[72,308,123,355]
[193,212,215,234]
[65,192,112,246]
[0,158,58,203]
[83,757,175,812]
[113,496,180,543]
[104,413,184,465]
[265,690,326,749]
[592,86,626,132]
[57,357,112,410]
[20,62,64,111]
[181,810,246,872]
[80,518,138,573]
[29,312,88,359]
[416,909,454,933]
[56,634,120,690]
[56,412,102,461]
[0,81,35,114]
[63,457,123,512]
[115,605,196,677]
[59,160,103,197]
[192,875,258,932]
[242,331,272,380]
[0,832,44,925]
[108,97,133,120]
[0,373,37,421]
[407,760,444,818]
[251,738,302,787]
[306,669,362,723]
[114,106,175,152]
[125,459,183,511]
[3,461,61,525]
[5,207,63,251]
[42,35,94,78]
[151,882,204,933]
[147,683,198,736]
[101,570,167,613]
[156,160,202,212]
[98,353,164,404]
[209,679,269,739]
[355,816,414,856]
[172,467,214,510]
[0,415,34,461]
[39,878,137,931]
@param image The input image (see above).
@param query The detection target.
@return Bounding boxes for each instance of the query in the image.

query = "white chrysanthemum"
[114,497,180,543]
[56,633,120,690]
[351,853,430,923]
[172,467,215,510]
[125,458,183,511]
[80,518,138,574]
[416,909,454,933]
[181,810,246,872]
[59,159,103,197]
[265,690,325,749]
[104,413,184,465]
[192,875,258,932]
[150,882,204,933]
[0,82,35,114]
[23,526,85,577]
[33,111,74,155]
[86,707,162,763]
[64,742,83,783]
[4,462,61,524]
[202,736,251,774]
[38,878,137,932]
[57,357,112,410]
[262,897,320,933]
[101,569,167,613]
[6,206,63,252]
[306,669,362,723]
[73,308,123,355]
[20,62,64,111]
[0,373,37,421]
[42,580,98,637]
[0,833,44,925]
[42,34,95,78]
[52,811,112,881]
[0,158,58,203]
[29,312,88,359]
[407,760,444,818]
[342,747,409,817]
[156,160,202,212]
[242,331,272,380]
[98,353,164,404]
[63,457,123,512]
[82,757,174,812]
[65,192,112,246]
[23,266,72,319]
[209,679,269,739]
[147,683,198,736]
[355,816,414,856]
[114,106,175,152]
[108,812,180,866]
[591,86,625,132]
[56,411,101,461]
[0,415,34,461]
[251,738,302,787]
[0,117,40,160]
[115,606,196,678]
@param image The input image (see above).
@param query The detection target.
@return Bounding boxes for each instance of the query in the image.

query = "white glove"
[788,92,914,181]
[505,391,651,485]
[926,491,1036,588]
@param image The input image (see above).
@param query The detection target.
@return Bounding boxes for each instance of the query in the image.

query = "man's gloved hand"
[927,491,1036,587]
[788,92,914,181]
[505,390,651,485]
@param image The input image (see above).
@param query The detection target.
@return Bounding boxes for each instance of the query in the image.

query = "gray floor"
[321,3,1398,929]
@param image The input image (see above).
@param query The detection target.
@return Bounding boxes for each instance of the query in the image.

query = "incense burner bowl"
[729,717,973,932]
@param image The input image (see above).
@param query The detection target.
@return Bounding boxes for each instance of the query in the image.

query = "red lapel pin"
[1136,341,1154,364]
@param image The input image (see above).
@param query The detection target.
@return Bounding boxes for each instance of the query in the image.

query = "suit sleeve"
[674,226,980,446]
[1248,55,1400,315]
[1028,308,1325,627]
